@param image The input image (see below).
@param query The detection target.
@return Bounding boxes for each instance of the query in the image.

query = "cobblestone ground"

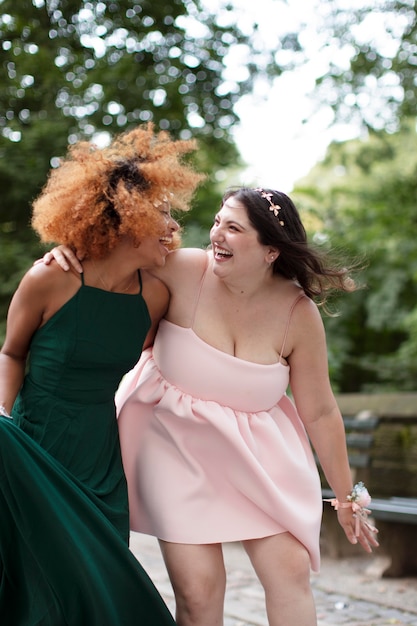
[130,533,417,626]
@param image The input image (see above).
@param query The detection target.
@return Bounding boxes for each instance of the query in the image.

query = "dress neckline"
[160,319,287,369]
[80,269,143,295]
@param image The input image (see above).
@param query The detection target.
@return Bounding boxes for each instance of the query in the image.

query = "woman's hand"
[40,246,84,273]
[337,507,379,553]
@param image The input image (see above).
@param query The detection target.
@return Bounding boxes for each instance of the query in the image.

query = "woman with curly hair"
[48,187,378,626]
[0,123,203,625]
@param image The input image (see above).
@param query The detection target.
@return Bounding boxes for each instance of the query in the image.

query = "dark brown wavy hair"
[222,187,358,307]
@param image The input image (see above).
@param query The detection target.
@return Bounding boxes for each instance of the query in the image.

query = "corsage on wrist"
[325,482,378,537]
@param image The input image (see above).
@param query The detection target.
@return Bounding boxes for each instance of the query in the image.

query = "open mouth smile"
[214,245,233,260]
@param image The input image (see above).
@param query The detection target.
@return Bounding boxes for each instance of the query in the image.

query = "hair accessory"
[324,482,378,537]
[254,188,284,226]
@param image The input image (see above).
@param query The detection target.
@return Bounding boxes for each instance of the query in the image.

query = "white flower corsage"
[347,481,372,508]
[325,482,378,537]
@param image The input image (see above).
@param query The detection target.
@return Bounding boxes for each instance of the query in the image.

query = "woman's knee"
[282,541,311,585]
[244,533,311,588]
[159,541,226,620]
[171,567,226,625]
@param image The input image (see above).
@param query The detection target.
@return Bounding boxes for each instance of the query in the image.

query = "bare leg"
[158,540,226,626]
[243,532,317,626]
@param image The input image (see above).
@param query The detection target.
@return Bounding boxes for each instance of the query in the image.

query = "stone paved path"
[130,533,417,626]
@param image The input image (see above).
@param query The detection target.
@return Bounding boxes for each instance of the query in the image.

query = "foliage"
[0,0,300,340]
[0,0,291,222]
[2,0,417,380]
[294,120,417,392]
[314,0,417,133]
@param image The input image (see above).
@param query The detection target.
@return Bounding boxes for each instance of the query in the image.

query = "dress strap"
[190,254,210,329]
[80,272,85,286]
[137,270,143,294]
[279,292,306,361]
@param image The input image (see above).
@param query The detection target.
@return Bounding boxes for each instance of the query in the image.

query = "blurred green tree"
[294,120,417,392]
[0,0,300,223]
[314,0,417,133]
[0,0,301,341]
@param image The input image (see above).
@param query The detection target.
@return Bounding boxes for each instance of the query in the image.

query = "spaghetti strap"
[80,272,85,286]
[190,254,210,329]
[279,292,306,361]
[138,269,143,294]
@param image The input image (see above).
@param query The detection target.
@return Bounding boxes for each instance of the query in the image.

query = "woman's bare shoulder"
[150,247,209,287]
[271,280,323,346]
[166,247,209,269]
[4,261,81,345]
[20,260,79,294]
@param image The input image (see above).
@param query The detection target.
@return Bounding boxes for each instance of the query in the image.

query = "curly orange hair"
[32,123,205,258]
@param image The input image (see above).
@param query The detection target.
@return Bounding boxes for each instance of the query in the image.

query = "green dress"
[0,272,175,626]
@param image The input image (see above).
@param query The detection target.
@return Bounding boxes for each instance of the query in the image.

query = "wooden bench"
[319,404,417,577]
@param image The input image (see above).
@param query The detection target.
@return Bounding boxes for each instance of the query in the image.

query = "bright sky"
[202,0,362,192]
[233,71,338,192]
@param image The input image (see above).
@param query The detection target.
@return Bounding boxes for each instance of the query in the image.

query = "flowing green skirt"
[0,417,175,626]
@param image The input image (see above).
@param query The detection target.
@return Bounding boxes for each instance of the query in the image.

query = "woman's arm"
[0,265,53,412]
[140,272,170,350]
[287,297,379,552]
[0,263,76,413]
[41,245,209,296]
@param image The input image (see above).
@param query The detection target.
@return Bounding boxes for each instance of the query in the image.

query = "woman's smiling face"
[136,205,180,268]
[209,197,277,276]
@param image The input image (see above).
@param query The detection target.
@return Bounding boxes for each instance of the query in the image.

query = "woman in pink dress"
[115,187,379,626]
[48,187,379,626]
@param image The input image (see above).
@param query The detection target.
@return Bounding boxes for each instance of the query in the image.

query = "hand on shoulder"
[36,245,84,273]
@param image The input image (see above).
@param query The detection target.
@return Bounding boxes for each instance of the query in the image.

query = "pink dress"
[117,292,322,572]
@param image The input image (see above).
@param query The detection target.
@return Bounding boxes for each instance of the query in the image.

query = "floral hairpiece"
[255,188,284,226]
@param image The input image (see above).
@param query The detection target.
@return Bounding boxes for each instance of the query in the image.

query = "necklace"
[92,260,136,293]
